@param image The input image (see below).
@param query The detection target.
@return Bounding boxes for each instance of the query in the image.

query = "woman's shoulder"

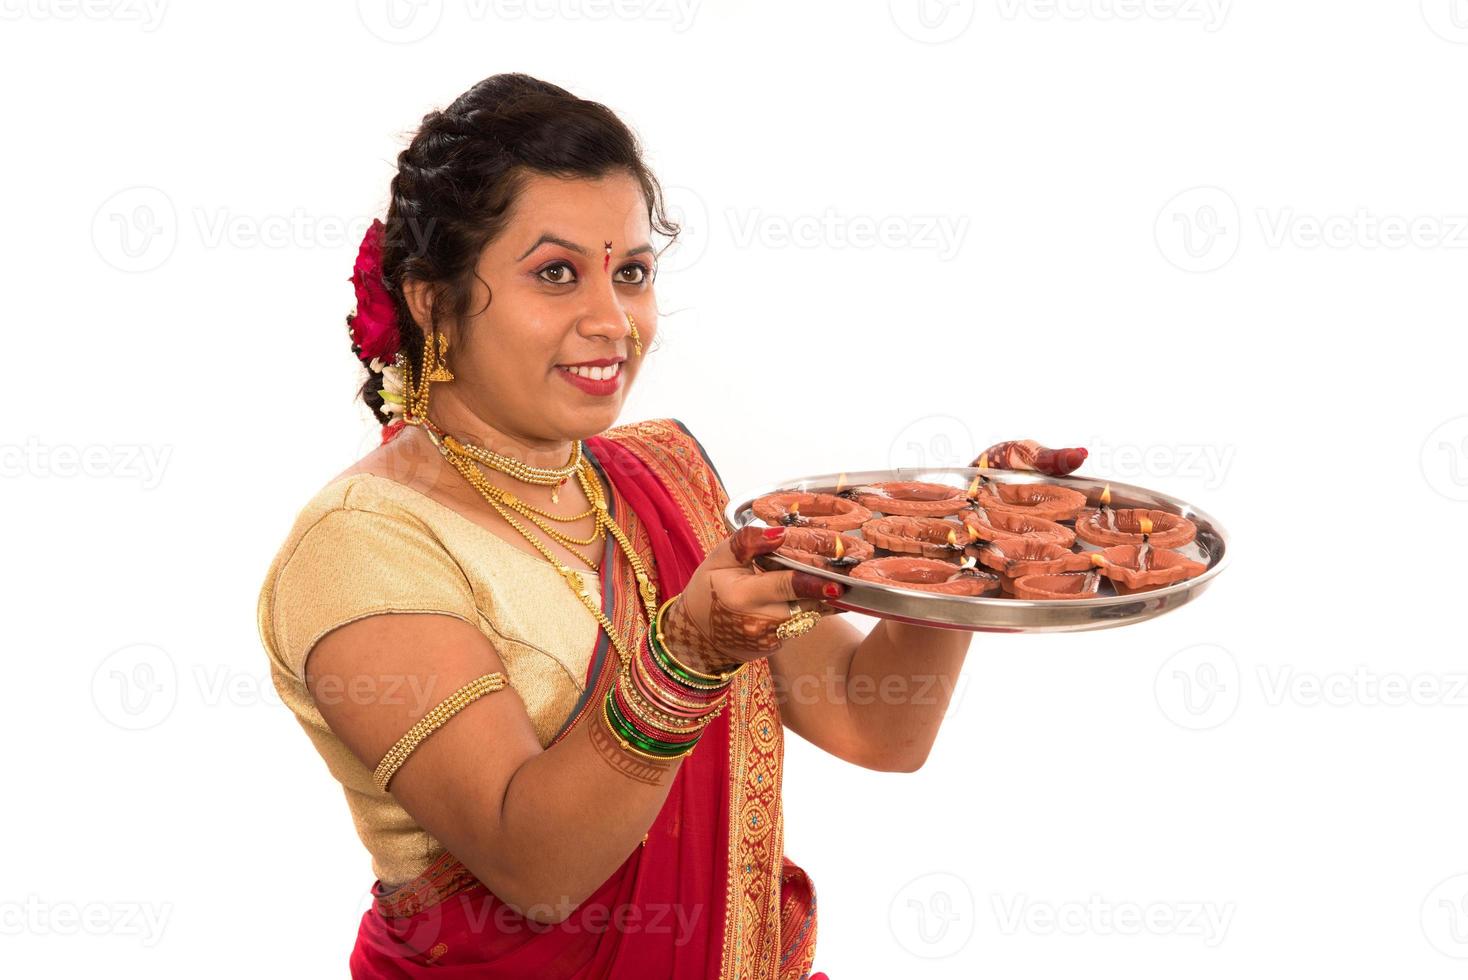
[274,471,447,548]
[599,417,730,494]
[256,472,477,680]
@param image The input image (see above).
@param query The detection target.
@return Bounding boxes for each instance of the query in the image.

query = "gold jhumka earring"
[399,328,453,424]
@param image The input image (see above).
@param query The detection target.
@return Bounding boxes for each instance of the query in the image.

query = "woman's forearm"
[841,618,972,771]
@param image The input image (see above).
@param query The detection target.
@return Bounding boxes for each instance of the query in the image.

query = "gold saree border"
[602,419,816,980]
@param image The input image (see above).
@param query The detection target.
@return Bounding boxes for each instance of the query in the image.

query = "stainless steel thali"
[726,467,1230,634]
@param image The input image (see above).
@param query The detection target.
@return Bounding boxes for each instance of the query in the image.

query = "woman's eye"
[538,262,577,285]
[617,263,649,284]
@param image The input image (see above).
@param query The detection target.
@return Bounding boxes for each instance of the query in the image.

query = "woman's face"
[427,170,658,447]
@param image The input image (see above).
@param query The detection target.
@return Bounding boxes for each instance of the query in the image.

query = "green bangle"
[604,697,693,760]
[649,628,730,692]
[604,688,700,758]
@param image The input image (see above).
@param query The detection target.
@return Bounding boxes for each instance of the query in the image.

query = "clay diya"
[1092,544,1208,594]
[955,509,1077,548]
[861,516,975,561]
[1072,507,1196,549]
[841,481,970,518]
[752,491,872,532]
[968,481,1088,523]
[976,537,1094,594]
[1009,570,1104,600]
[850,556,1000,596]
[774,526,873,572]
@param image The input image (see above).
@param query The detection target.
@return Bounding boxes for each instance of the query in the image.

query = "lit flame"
[833,535,845,560]
[1139,516,1153,535]
[966,521,980,541]
[834,472,847,494]
[787,501,800,516]
[967,474,981,497]
[946,528,959,548]
[1090,552,1108,567]
[977,451,989,469]
[1100,484,1112,507]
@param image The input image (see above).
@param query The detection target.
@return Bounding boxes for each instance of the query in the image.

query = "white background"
[6,1,1468,977]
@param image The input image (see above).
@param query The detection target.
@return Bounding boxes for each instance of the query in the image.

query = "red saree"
[350,419,821,979]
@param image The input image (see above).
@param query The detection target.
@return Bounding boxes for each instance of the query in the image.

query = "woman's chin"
[552,398,625,440]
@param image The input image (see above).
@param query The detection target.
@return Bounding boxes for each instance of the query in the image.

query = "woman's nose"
[578,292,632,346]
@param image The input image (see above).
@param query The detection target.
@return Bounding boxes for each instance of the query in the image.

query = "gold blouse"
[256,471,620,887]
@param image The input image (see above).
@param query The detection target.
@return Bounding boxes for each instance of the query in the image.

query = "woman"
[256,73,974,978]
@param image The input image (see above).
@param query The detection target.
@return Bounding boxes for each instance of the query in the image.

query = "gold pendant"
[636,571,657,611]
[560,565,589,599]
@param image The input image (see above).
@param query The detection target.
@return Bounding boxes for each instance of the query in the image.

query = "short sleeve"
[260,507,478,682]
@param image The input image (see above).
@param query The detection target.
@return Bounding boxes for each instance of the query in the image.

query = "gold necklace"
[427,420,583,503]
[438,442,606,553]
[441,452,605,570]
[429,434,660,665]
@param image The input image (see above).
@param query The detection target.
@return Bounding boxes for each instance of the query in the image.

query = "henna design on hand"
[661,585,785,673]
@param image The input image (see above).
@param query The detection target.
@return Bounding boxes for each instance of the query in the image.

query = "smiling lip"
[558,356,625,368]
[557,357,624,396]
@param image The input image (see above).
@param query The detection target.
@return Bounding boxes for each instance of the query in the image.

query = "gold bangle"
[618,660,723,733]
[654,594,746,683]
[373,673,509,791]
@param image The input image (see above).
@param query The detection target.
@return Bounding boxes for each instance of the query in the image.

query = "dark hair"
[353,73,680,423]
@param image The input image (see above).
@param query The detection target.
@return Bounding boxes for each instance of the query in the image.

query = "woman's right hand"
[658,525,846,675]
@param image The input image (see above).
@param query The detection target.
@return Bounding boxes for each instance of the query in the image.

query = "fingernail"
[823,583,843,598]
[763,527,785,540]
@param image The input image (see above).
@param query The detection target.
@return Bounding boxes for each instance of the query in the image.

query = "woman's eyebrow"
[517,233,587,260]
[517,234,656,261]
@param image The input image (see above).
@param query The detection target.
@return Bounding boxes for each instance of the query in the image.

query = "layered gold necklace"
[419,421,660,664]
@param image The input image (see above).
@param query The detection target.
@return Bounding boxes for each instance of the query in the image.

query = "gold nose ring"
[626,312,643,357]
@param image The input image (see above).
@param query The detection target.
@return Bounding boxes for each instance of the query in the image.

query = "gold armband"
[372,672,509,791]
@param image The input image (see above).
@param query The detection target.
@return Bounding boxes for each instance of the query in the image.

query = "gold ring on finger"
[775,608,821,641]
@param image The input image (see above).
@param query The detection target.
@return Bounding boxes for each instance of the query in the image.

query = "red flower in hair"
[348,218,400,362]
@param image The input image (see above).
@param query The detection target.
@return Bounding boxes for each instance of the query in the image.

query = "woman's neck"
[427,390,577,470]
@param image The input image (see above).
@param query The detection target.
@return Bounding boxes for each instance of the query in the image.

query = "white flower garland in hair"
[370,355,407,418]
